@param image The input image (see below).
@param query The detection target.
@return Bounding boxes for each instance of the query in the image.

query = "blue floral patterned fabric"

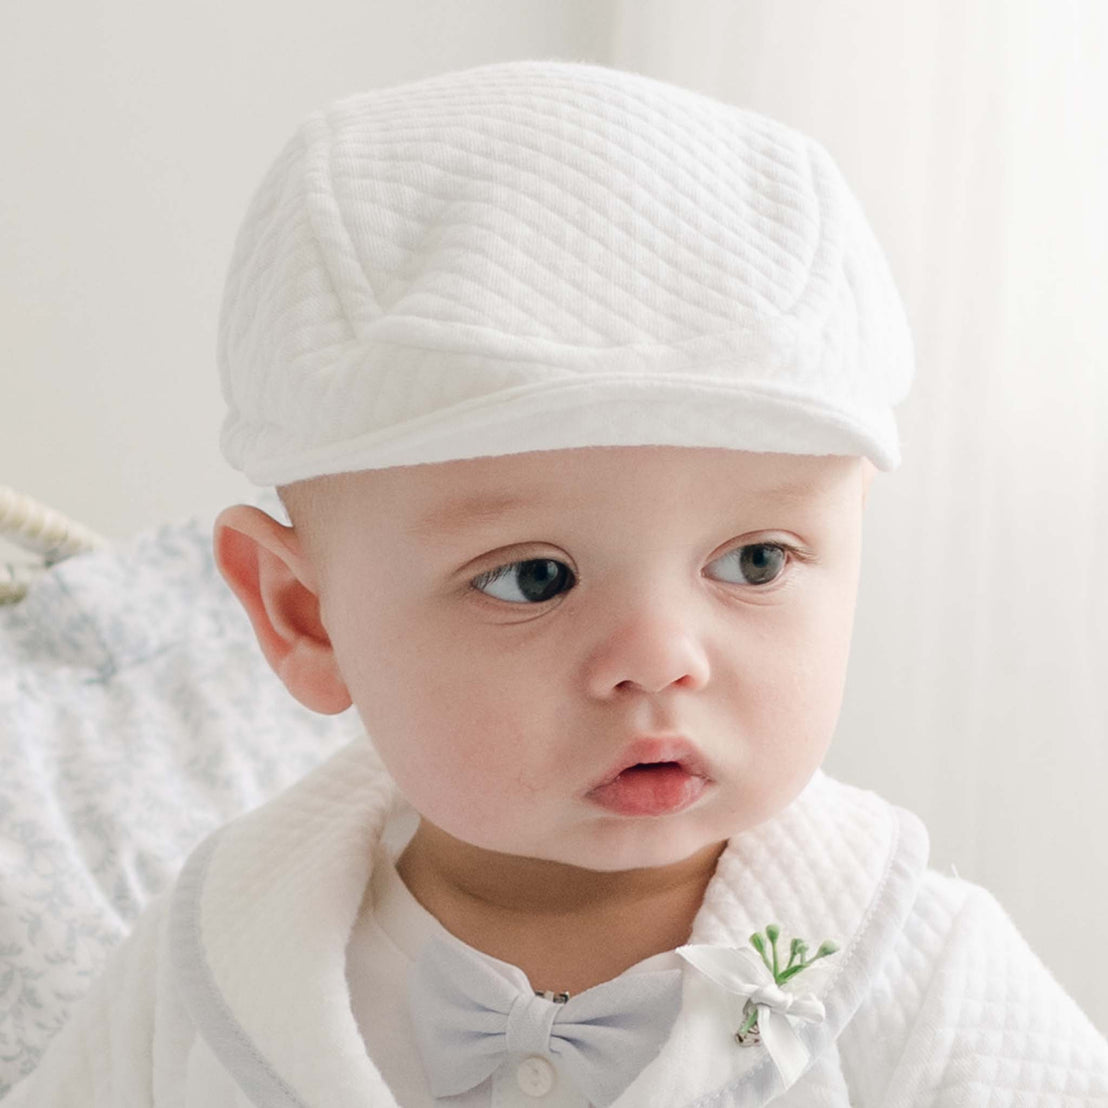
[0,504,355,1096]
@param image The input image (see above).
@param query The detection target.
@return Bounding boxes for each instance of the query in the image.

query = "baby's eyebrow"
[408,479,821,538]
[407,492,535,538]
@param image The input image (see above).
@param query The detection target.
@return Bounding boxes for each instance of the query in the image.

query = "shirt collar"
[369,836,682,986]
[171,737,929,1107]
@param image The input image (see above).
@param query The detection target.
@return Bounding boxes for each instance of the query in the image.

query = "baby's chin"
[560,844,722,875]
[470,820,733,876]
[429,774,813,875]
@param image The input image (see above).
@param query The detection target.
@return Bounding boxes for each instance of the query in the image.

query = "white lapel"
[171,737,404,1107]
[171,743,928,1108]
[615,769,930,1105]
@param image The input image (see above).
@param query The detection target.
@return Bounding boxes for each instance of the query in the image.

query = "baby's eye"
[707,543,791,587]
[470,559,576,604]
[469,544,794,605]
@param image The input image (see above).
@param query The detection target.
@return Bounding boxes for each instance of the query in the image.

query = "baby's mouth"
[586,738,712,817]
[590,736,712,789]
[616,761,687,783]
[586,762,709,817]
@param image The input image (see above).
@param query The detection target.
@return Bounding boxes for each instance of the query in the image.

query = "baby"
[9,59,1107,1107]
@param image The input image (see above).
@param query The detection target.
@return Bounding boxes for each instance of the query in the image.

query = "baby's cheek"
[715,721,833,833]
[390,740,515,839]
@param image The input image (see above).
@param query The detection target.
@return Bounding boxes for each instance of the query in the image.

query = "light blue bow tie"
[408,937,683,1107]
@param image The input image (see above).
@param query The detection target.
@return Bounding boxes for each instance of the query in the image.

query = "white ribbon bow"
[676,943,827,1089]
[409,937,683,1107]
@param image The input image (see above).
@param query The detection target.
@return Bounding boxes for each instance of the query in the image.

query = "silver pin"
[535,989,571,1004]
[734,999,762,1047]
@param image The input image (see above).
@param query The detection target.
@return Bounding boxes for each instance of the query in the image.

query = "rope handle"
[0,562,44,605]
[0,486,110,603]
[0,485,109,561]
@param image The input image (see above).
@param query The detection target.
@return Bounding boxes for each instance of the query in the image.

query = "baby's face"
[292,446,869,872]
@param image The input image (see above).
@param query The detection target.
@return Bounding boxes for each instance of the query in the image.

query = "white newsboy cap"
[218,58,914,486]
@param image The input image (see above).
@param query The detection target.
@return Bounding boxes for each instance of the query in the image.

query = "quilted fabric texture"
[7,735,1106,1106]
[218,59,914,485]
[0,502,356,1097]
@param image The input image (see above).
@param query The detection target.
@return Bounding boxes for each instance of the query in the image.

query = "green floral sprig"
[736,924,839,1039]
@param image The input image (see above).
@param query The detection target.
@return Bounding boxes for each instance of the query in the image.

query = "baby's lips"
[590,735,712,790]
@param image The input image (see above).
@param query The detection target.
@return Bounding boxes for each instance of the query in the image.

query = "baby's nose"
[584,617,711,697]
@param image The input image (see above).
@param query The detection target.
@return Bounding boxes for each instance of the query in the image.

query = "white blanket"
[6,735,1107,1106]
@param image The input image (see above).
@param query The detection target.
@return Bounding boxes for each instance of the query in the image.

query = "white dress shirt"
[346,839,680,1107]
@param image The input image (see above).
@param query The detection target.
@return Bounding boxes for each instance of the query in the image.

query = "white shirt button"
[516,1054,557,1097]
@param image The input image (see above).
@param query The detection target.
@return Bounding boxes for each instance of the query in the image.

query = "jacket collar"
[170,737,928,1107]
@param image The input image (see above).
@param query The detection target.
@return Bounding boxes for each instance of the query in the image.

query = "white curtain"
[609,0,1108,1030]
[4,0,1104,1039]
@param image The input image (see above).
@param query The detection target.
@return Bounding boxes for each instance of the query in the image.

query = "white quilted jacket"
[6,737,1107,1107]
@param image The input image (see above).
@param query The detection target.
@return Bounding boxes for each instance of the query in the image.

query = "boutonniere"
[677,924,839,1089]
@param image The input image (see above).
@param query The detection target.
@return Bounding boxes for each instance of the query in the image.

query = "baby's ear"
[212,505,352,714]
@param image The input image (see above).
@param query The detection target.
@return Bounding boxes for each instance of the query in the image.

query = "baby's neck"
[395,824,726,995]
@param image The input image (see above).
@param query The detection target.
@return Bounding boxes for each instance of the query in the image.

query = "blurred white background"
[2,0,1105,1031]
